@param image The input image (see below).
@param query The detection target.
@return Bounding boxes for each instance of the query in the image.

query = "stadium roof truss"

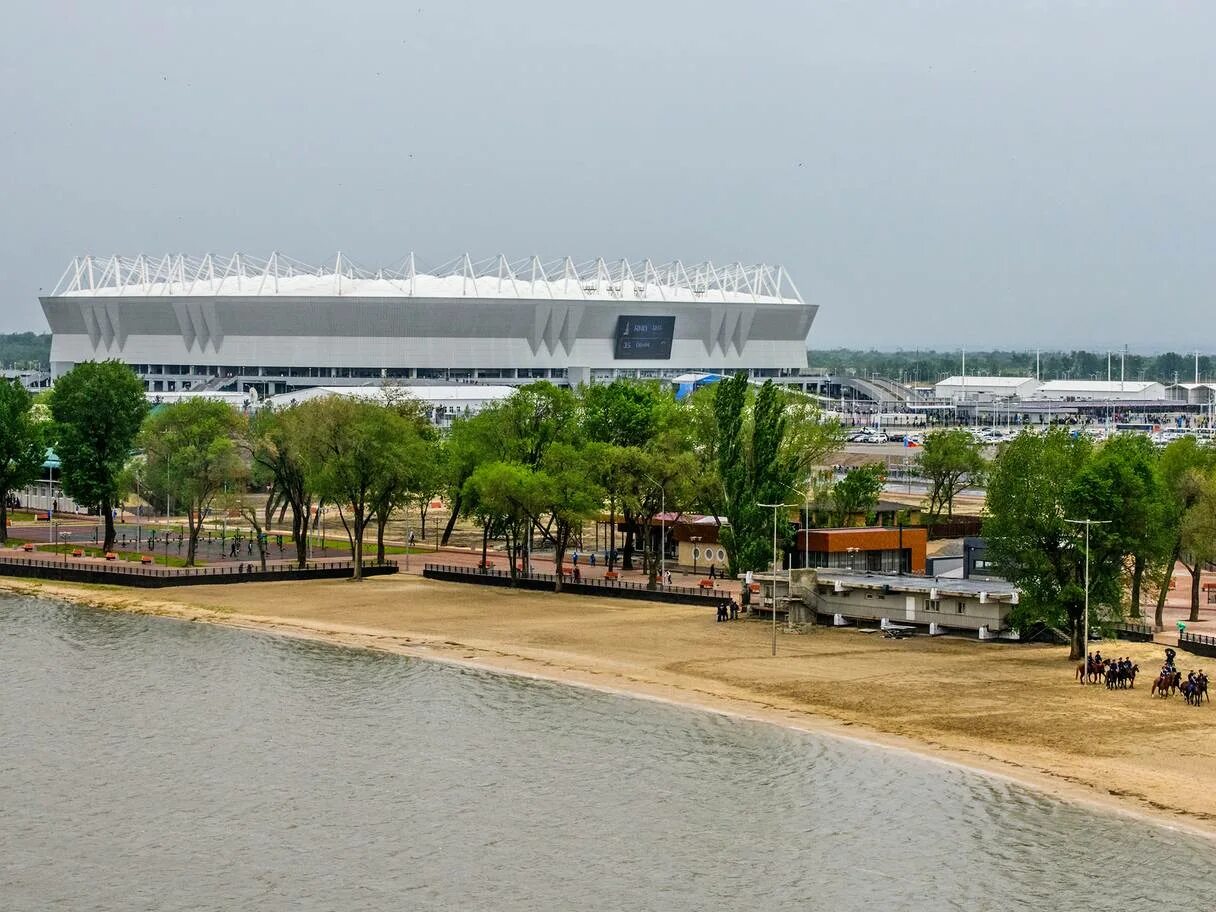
[51,253,803,304]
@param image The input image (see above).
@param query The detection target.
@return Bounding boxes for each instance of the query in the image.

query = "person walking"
[708,563,716,580]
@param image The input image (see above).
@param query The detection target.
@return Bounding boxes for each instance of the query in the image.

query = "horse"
[1151,670,1182,698]
[1181,674,1209,707]
[1076,659,1107,684]
[1104,663,1139,690]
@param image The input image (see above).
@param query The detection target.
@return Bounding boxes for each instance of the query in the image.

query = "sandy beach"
[4,573,1215,838]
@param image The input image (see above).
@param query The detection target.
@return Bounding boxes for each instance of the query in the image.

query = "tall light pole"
[758,502,796,656]
[1064,517,1111,682]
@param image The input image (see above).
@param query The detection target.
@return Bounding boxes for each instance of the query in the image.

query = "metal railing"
[423,563,735,600]
[1181,630,1216,648]
[0,554,393,578]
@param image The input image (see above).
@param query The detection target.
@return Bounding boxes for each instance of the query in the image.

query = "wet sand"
[5,573,1215,838]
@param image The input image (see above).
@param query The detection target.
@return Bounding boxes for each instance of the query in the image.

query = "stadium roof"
[935,375,1036,387]
[50,253,803,305]
[1036,379,1160,393]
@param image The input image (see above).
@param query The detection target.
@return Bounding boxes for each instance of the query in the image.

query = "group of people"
[715,599,741,622]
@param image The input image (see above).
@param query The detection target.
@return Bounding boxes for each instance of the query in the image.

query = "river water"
[1,594,1210,911]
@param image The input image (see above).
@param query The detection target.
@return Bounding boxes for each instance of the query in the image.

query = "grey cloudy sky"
[1,1,1212,350]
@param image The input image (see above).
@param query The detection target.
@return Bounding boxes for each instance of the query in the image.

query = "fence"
[422,563,733,606]
[0,555,398,588]
[1178,630,1216,659]
[1113,621,1156,642]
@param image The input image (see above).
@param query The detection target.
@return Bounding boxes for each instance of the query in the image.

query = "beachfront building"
[757,569,1020,638]
[792,526,928,574]
[40,252,817,396]
[933,375,1039,402]
[803,570,1020,637]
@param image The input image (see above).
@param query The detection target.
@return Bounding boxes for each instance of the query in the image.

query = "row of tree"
[984,430,1216,657]
[0,363,845,587]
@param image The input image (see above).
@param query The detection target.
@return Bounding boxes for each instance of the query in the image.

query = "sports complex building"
[41,253,817,395]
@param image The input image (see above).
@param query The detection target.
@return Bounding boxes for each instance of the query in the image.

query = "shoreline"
[4,575,1215,843]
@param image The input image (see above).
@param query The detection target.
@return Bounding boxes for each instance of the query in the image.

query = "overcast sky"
[1,1,1212,350]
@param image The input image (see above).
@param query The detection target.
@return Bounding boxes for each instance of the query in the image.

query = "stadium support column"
[567,366,589,387]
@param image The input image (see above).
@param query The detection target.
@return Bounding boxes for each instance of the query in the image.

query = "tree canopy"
[0,379,44,542]
[48,361,148,551]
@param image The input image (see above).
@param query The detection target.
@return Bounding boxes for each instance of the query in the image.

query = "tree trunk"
[376,512,387,563]
[102,499,115,552]
[441,492,461,545]
[1188,561,1202,623]
[608,496,617,570]
[1069,610,1084,661]
[351,511,365,580]
[419,503,428,540]
[1129,554,1144,619]
[480,523,489,569]
[622,511,635,570]
[186,507,199,567]
[294,504,310,568]
[0,500,7,544]
[1155,542,1180,630]
[553,526,567,593]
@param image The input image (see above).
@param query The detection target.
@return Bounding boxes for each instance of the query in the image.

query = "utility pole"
[757,502,796,657]
[1064,518,1111,681]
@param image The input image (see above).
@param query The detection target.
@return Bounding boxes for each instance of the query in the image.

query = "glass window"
[956,601,966,614]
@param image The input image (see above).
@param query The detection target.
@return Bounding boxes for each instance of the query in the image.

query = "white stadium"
[41,252,817,395]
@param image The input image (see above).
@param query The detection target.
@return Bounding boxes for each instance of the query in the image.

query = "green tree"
[984,429,1122,660]
[465,461,544,582]
[534,444,605,591]
[139,398,247,566]
[303,397,413,580]
[48,361,148,551]
[0,379,44,542]
[441,405,510,545]
[831,463,887,525]
[245,406,317,568]
[1152,437,1215,628]
[1081,433,1170,619]
[918,428,985,521]
[1180,473,1216,624]
[583,379,672,568]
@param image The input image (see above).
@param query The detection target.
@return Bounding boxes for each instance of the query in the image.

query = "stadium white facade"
[42,253,817,395]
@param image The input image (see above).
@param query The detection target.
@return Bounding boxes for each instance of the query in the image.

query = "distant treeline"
[809,348,1216,386]
[0,333,51,369]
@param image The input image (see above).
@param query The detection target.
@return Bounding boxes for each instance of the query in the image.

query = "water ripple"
[0,593,1210,911]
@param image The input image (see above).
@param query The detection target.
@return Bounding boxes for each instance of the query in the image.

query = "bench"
[104,552,118,561]
[698,579,715,589]
[603,571,619,580]
[140,555,153,565]
[71,549,84,557]
[21,543,35,552]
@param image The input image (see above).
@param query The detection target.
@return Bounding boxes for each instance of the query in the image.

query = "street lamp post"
[758,502,796,657]
[691,535,702,575]
[60,530,71,565]
[1064,517,1111,682]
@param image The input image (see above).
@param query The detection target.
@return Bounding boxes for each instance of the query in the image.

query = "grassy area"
[39,543,200,568]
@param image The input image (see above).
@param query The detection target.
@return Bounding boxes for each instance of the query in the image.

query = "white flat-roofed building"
[776,569,1020,638]
[1033,379,1166,401]
[263,384,516,428]
[41,252,817,396]
[933,375,1040,401]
